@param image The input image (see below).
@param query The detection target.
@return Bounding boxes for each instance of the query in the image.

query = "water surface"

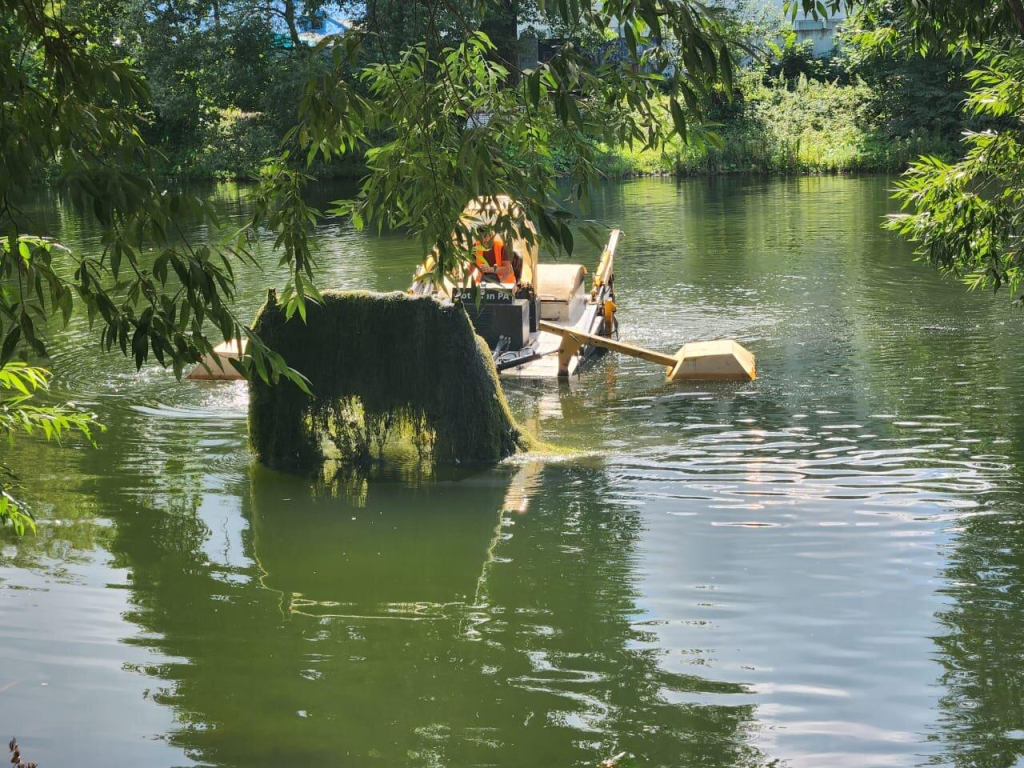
[3,176,1024,768]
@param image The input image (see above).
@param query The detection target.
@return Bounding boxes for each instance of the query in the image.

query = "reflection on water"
[3,176,1024,767]
[931,511,1024,768]
[103,462,764,767]
[250,468,508,619]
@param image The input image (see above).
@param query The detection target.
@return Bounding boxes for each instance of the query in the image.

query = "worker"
[475,233,504,268]
[472,233,516,287]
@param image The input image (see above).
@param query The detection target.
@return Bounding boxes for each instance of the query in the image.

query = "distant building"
[296,11,351,46]
[779,0,845,56]
[516,1,846,70]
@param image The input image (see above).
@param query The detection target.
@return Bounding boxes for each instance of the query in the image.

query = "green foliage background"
[591,70,963,177]
[45,0,972,181]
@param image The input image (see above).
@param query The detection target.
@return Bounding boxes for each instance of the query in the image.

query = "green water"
[4,176,1024,768]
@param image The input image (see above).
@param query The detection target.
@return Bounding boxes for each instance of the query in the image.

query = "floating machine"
[409,195,756,382]
[187,196,756,383]
[187,338,245,381]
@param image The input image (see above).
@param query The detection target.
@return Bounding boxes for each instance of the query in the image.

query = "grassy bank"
[150,70,962,182]
[591,73,961,177]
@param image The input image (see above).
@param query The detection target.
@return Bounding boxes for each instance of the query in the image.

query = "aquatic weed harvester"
[189,195,756,384]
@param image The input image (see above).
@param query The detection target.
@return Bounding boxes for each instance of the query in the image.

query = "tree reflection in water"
[931,497,1024,768]
[101,458,767,767]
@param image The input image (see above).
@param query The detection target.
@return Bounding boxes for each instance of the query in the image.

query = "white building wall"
[779,0,845,56]
[517,1,846,60]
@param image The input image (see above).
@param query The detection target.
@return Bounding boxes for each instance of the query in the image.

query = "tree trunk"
[1009,0,1024,38]
[283,0,301,49]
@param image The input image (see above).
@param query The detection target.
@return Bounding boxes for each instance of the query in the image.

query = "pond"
[3,175,1024,768]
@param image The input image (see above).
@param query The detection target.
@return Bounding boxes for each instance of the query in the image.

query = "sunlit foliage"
[0,364,100,533]
[265,0,744,283]
[833,0,1024,302]
[1,0,303,381]
[888,47,1024,299]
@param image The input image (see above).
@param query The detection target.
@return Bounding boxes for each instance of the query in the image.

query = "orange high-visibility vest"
[493,235,504,266]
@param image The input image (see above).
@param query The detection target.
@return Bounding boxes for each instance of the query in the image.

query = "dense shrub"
[765,34,849,85]
[193,110,278,179]
[593,69,961,177]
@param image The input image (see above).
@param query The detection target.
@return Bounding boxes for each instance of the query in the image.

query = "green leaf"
[0,329,21,366]
[669,98,688,139]
[527,70,541,108]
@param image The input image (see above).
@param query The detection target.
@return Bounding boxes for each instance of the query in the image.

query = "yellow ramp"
[187,339,246,381]
[538,321,755,382]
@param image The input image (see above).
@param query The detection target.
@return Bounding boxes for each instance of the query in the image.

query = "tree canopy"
[830,0,1024,301]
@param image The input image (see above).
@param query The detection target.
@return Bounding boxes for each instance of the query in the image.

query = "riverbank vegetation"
[25,1,973,183]
[594,71,962,176]
[596,75,894,176]
[870,1,1024,304]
